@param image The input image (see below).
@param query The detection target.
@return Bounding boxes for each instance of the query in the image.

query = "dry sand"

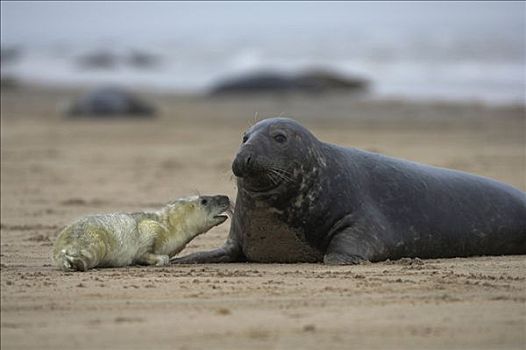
[1,86,525,349]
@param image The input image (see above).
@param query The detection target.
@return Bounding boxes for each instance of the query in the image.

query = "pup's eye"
[242,135,248,143]
[274,134,287,143]
[200,199,208,206]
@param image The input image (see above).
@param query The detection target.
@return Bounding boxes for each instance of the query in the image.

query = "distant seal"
[53,195,230,271]
[173,118,526,265]
[66,87,155,117]
[210,70,368,95]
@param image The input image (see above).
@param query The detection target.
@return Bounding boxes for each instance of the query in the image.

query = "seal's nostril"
[246,156,252,166]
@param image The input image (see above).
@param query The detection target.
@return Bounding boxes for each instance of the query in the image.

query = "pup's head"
[165,195,232,234]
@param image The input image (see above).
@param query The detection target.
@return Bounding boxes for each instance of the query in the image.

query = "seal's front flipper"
[171,237,245,264]
[323,252,364,265]
[323,226,382,265]
[323,211,389,265]
[136,253,170,266]
[170,247,240,264]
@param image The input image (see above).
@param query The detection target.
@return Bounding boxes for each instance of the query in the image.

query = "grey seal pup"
[53,195,230,271]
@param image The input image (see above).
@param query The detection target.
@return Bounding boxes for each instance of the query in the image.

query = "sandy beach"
[1,86,525,349]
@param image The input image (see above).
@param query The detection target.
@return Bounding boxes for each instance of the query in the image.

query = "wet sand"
[1,86,525,349]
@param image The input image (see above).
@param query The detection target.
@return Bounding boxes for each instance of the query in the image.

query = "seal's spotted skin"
[173,118,526,265]
[53,195,230,271]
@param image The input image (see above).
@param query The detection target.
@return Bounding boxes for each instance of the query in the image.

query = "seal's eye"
[242,135,248,143]
[200,199,208,206]
[274,134,287,143]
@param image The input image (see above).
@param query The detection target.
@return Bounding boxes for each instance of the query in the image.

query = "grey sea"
[1,1,525,104]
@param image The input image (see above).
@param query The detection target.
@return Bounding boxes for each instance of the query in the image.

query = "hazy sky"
[2,1,524,46]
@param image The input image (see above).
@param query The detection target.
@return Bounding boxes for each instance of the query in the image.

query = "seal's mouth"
[212,205,234,221]
[244,163,295,192]
[232,150,295,197]
[245,185,281,196]
[238,175,286,198]
[238,172,276,189]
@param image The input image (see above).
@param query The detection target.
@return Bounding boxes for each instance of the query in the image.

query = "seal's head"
[232,117,323,198]
[166,195,232,233]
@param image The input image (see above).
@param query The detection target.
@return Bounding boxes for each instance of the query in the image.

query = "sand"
[1,86,525,349]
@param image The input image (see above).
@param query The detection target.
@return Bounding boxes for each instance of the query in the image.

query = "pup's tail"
[52,222,109,272]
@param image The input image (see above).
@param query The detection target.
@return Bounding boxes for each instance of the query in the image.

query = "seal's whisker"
[267,172,280,186]
[221,168,234,181]
[277,173,293,184]
[268,163,293,176]
[268,168,283,180]
[274,168,294,180]
[267,168,293,184]
[272,172,282,186]
[268,167,294,183]
[268,169,285,182]
[247,111,260,128]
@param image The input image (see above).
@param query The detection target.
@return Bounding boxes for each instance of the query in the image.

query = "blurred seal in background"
[65,86,156,117]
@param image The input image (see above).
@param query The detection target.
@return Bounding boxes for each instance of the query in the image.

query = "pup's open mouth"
[213,205,234,220]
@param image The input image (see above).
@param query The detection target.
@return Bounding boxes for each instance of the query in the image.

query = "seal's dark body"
[173,118,526,264]
[315,145,526,261]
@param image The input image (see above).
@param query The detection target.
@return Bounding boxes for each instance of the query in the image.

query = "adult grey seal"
[173,118,526,265]
[66,87,155,117]
[210,70,368,95]
[53,195,231,271]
